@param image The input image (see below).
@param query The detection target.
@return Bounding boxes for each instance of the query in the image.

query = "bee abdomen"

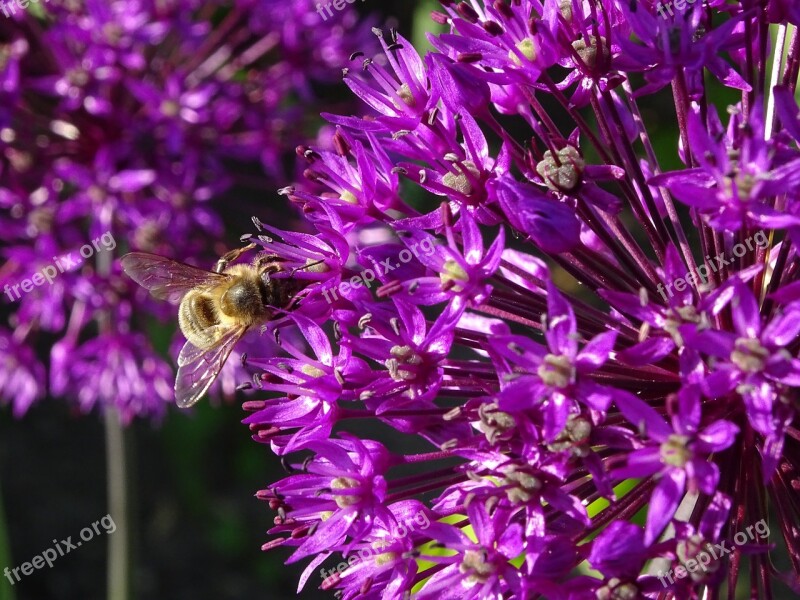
[179,292,221,348]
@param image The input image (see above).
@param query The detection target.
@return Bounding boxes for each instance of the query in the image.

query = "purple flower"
[564,521,665,598]
[0,327,45,417]
[652,104,800,231]
[611,381,738,544]
[683,281,800,478]
[258,435,392,563]
[488,281,620,441]
[491,175,581,252]
[415,503,526,598]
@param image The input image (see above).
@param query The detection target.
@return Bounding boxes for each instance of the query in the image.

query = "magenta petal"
[702,366,741,396]
[545,281,578,357]
[731,283,762,338]
[674,386,701,433]
[774,85,800,141]
[762,305,800,346]
[588,521,645,577]
[614,391,672,441]
[427,54,490,115]
[108,169,156,192]
[661,244,688,287]
[290,510,355,562]
[611,447,662,480]
[696,420,740,453]
[576,330,617,371]
[618,337,675,366]
[541,487,589,526]
[645,470,686,545]
[683,329,735,358]
[688,459,720,495]
[760,435,785,481]
[491,175,581,253]
[577,382,614,411]
[497,523,525,559]
[598,289,658,323]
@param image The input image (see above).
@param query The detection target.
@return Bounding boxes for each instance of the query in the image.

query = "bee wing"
[174,325,249,408]
[121,252,227,305]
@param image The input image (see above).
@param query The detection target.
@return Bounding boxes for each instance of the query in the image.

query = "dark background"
[0,2,438,599]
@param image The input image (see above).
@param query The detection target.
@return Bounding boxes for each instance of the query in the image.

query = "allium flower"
[0,0,373,420]
[184,0,800,597]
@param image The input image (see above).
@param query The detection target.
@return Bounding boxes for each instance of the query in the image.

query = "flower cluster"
[0,0,373,422]
[238,1,800,597]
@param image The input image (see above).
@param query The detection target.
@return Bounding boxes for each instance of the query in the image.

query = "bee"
[121,243,307,408]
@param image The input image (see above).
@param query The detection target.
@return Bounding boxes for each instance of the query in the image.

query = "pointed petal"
[645,470,686,545]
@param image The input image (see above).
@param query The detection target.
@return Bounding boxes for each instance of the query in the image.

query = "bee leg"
[214,242,258,273]
[282,293,305,312]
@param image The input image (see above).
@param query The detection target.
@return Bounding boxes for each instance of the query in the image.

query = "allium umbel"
[237,1,800,598]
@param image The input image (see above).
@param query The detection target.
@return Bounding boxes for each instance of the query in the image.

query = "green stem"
[104,410,129,600]
[0,478,15,600]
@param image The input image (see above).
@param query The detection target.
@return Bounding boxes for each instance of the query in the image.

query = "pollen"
[503,469,542,504]
[509,38,537,66]
[478,402,517,444]
[374,551,398,566]
[440,259,469,291]
[730,337,770,373]
[537,354,575,388]
[160,100,180,117]
[459,549,496,584]
[331,476,361,508]
[442,161,480,196]
[596,578,639,600]
[660,434,692,468]
[571,36,609,69]
[395,83,416,108]
[536,146,585,192]
[339,190,359,204]
[301,364,326,378]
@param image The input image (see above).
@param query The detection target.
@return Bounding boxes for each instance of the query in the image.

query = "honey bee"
[121,243,307,408]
